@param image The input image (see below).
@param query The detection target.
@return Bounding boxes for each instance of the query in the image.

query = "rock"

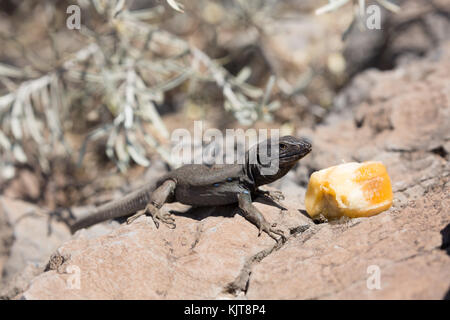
[0,203,14,283]
[344,0,450,75]
[246,178,450,299]
[0,263,43,300]
[0,197,71,287]
[299,42,450,206]
[19,202,310,299]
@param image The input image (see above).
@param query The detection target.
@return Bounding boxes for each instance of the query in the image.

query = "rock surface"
[20,202,310,299]
[0,197,71,298]
[299,42,450,207]
[0,204,13,283]
[247,179,449,299]
[2,41,450,301]
[344,0,450,75]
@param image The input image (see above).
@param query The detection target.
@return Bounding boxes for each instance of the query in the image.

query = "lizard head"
[278,135,312,164]
[248,135,312,186]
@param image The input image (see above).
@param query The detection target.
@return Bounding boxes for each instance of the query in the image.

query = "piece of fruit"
[305,161,393,219]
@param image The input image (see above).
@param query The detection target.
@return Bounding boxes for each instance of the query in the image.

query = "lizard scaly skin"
[71,136,312,241]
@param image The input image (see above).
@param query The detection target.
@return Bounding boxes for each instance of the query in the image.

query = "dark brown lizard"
[70,136,312,242]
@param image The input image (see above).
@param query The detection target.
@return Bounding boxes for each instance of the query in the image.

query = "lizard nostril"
[300,139,312,151]
[301,137,312,146]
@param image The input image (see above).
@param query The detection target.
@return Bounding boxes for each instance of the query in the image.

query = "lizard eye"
[280,143,287,150]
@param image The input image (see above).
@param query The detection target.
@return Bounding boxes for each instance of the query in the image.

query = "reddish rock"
[246,180,450,299]
[299,42,450,206]
[20,202,310,299]
[0,197,71,288]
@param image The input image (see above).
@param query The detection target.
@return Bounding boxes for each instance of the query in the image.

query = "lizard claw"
[127,205,176,229]
[257,189,286,209]
[150,207,176,229]
[267,190,285,201]
[258,221,286,243]
[269,228,286,243]
[127,209,147,224]
[160,212,176,229]
[259,189,285,201]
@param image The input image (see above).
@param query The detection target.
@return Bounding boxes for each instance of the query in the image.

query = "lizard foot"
[267,190,285,202]
[258,221,286,243]
[151,207,176,229]
[127,209,147,224]
[127,205,176,229]
[256,189,286,210]
[257,189,285,201]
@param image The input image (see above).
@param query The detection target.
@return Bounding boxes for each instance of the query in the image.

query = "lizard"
[70,135,312,242]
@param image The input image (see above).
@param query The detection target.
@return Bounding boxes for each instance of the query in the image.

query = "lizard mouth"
[279,138,312,164]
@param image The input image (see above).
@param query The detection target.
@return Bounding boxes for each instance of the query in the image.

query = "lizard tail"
[70,187,151,234]
[70,208,109,234]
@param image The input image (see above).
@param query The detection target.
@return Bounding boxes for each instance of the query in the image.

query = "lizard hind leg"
[126,179,177,229]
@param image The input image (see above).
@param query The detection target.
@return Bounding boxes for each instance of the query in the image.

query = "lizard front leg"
[237,192,286,243]
[127,179,176,229]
